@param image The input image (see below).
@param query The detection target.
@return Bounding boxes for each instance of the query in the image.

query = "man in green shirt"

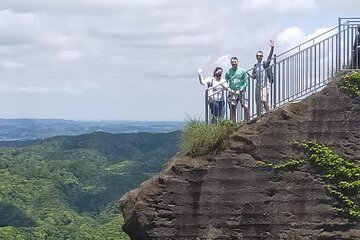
[225,56,250,122]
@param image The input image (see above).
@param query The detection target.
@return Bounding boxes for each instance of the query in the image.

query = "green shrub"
[340,71,360,96]
[257,159,304,170]
[180,119,236,157]
[259,141,360,221]
[296,141,360,220]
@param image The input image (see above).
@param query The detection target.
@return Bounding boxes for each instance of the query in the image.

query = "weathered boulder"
[120,76,360,239]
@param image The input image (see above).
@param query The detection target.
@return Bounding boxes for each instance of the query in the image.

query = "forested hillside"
[0,131,180,239]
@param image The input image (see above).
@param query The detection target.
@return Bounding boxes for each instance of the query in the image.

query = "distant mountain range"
[0,119,184,141]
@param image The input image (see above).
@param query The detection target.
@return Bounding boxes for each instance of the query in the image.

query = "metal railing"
[203,17,360,124]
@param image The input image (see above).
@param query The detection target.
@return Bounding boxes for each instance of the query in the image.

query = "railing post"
[272,54,277,109]
[205,89,209,125]
[337,17,342,72]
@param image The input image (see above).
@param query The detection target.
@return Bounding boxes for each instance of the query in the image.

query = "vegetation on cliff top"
[180,120,236,157]
[340,71,360,96]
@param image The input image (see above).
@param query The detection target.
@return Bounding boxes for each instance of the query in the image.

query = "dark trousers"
[353,50,360,68]
[229,104,237,123]
[209,100,225,117]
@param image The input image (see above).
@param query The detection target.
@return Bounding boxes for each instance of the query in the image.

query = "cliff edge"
[120,74,360,240]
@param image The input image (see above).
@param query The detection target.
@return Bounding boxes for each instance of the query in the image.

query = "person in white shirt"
[198,67,228,124]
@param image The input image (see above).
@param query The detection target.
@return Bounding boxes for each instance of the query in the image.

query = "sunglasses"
[256,55,263,58]
[231,61,238,64]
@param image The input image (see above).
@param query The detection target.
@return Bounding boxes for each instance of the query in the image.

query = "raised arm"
[265,40,274,67]
[198,69,206,85]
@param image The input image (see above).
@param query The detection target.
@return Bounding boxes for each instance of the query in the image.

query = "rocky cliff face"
[120,76,360,240]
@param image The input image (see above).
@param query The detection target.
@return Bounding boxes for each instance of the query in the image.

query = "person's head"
[213,67,223,78]
[230,57,238,69]
[256,51,263,63]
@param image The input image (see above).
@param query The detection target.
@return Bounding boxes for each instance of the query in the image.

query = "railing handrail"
[275,25,339,59]
[249,19,360,73]
[277,19,360,59]
[246,20,360,76]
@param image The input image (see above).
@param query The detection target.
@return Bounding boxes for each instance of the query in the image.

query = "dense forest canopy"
[0,131,180,239]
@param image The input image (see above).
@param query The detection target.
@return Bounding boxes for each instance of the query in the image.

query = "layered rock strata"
[120,76,360,240]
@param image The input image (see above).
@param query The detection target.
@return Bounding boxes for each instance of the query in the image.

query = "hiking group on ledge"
[199,25,360,124]
[198,40,274,124]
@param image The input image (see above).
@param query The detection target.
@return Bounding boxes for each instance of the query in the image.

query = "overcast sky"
[0,0,359,121]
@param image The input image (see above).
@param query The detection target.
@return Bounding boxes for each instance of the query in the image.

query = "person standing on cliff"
[352,26,360,69]
[225,57,250,123]
[251,40,275,117]
[198,67,228,124]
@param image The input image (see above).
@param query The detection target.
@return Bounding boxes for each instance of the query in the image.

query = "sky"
[0,0,359,121]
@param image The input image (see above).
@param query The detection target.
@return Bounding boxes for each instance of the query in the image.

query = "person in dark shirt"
[352,26,360,69]
[251,40,274,117]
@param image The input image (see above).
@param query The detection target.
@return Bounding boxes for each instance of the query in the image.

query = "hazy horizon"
[0,118,186,122]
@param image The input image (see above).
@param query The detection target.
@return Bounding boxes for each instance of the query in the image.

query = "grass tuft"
[180,119,237,157]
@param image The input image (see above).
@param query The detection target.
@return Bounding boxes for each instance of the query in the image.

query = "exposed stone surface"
[120,77,360,240]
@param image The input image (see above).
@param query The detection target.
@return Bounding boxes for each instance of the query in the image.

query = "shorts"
[255,85,269,103]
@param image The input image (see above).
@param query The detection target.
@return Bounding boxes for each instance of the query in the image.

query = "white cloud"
[239,0,317,13]
[42,33,79,48]
[0,9,40,45]
[56,86,83,94]
[0,83,48,94]
[58,50,82,61]
[1,60,24,68]
[16,86,49,93]
[276,26,336,54]
[0,82,84,95]
[277,27,305,47]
